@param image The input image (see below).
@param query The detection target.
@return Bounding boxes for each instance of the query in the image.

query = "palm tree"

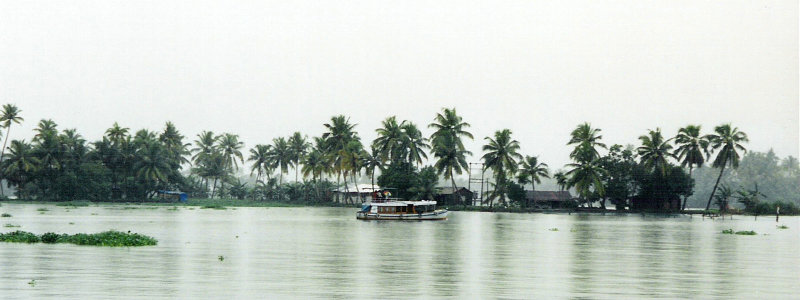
[637,128,675,176]
[270,137,293,185]
[704,124,748,212]
[735,184,766,212]
[322,115,358,201]
[565,158,607,207]
[105,122,129,145]
[340,140,365,203]
[554,171,568,191]
[0,104,23,195]
[568,122,606,162]
[401,122,429,166]
[218,133,244,171]
[288,132,310,182]
[191,131,218,165]
[199,152,228,199]
[1,140,38,198]
[713,184,733,214]
[248,144,271,184]
[133,142,171,194]
[519,155,550,207]
[481,129,522,207]
[362,146,383,189]
[429,107,473,150]
[33,119,58,142]
[373,116,406,163]
[190,131,218,189]
[159,122,190,170]
[432,134,471,200]
[674,125,709,210]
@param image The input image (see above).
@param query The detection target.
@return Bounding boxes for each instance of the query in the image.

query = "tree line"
[0,103,797,212]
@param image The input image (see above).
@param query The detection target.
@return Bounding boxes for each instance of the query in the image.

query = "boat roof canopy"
[368,200,437,206]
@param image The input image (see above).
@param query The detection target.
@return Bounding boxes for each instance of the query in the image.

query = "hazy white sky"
[1,0,797,171]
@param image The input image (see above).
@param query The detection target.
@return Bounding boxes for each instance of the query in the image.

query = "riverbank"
[2,199,796,216]
[444,204,798,216]
[0,198,355,209]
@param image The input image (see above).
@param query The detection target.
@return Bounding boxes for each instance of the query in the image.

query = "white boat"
[356,199,448,220]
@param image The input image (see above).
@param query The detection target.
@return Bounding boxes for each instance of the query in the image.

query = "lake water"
[0,203,798,299]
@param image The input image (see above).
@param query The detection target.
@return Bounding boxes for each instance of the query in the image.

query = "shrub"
[722,229,734,234]
[41,232,62,243]
[1,213,11,218]
[735,230,757,235]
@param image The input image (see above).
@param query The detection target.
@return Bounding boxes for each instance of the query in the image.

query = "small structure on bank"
[525,191,573,208]
[434,187,474,206]
[157,190,188,203]
[332,183,381,203]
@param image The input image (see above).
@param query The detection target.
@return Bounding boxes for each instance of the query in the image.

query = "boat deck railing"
[367,197,405,203]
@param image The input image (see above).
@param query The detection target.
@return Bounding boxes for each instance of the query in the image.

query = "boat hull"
[356,210,448,221]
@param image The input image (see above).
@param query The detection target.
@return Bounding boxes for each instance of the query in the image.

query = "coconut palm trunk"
[450,170,459,206]
[682,166,693,211]
[343,172,350,204]
[705,164,726,212]
[211,177,218,199]
[0,125,11,195]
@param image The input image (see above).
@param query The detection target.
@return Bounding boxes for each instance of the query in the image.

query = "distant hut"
[157,190,188,203]
[525,191,573,208]
[435,187,474,206]
[332,183,381,204]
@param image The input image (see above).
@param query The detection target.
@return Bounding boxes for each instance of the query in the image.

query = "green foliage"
[735,230,757,235]
[0,230,157,246]
[596,145,639,209]
[548,228,559,231]
[58,231,158,246]
[409,166,439,200]
[377,162,417,200]
[777,224,788,229]
[721,229,757,235]
[506,181,527,207]
[1,213,11,217]
[0,231,40,243]
[631,164,693,211]
[688,150,799,209]
[4,224,20,227]
[41,232,61,243]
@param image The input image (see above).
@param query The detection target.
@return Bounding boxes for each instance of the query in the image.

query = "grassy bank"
[0,230,157,246]
[1,198,357,209]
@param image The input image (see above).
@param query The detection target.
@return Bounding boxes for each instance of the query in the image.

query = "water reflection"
[0,204,797,299]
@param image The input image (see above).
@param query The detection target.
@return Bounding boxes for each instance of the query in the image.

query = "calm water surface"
[0,204,798,299]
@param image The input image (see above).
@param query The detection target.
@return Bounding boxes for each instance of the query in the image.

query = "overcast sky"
[1,1,797,172]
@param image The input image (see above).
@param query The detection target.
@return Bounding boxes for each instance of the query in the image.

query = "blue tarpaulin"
[157,190,188,203]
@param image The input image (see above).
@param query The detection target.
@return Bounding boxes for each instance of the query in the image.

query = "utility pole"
[468,162,485,206]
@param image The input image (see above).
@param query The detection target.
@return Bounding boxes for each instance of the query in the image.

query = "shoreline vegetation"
[0,230,157,246]
[0,104,796,215]
[1,198,796,216]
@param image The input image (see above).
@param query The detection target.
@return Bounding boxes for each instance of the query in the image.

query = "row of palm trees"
[0,103,749,212]
[557,122,748,211]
